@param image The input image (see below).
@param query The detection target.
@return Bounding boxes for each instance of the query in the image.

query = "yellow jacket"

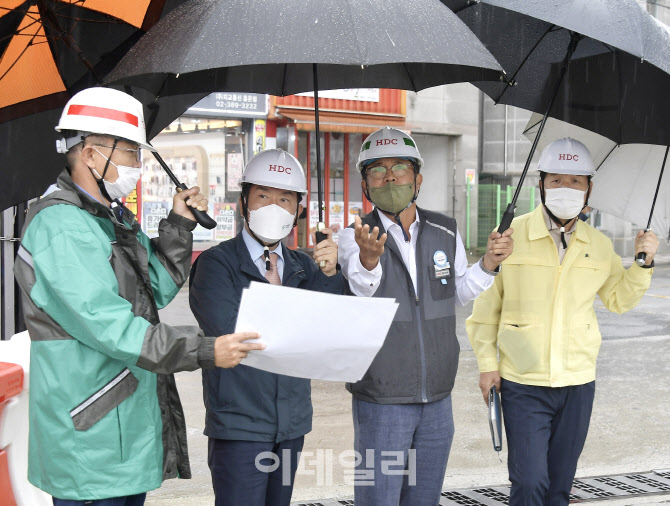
[466,205,652,387]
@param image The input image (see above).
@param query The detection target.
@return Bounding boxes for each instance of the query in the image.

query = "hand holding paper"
[234,282,398,382]
[214,331,264,368]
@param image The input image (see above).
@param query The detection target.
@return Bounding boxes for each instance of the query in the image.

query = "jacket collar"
[528,204,590,245]
[281,244,306,284]
[55,170,136,230]
[233,231,305,284]
[234,232,266,281]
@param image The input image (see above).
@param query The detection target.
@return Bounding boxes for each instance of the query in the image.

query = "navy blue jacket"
[189,232,347,442]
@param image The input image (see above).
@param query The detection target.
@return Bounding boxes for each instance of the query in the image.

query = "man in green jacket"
[13,87,262,505]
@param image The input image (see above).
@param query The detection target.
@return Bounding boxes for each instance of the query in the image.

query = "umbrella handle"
[637,146,669,267]
[635,228,651,266]
[315,222,327,268]
[497,203,516,234]
[176,183,217,230]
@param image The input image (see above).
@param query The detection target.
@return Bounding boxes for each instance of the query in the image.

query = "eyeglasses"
[366,163,413,180]
[94,144,142,162]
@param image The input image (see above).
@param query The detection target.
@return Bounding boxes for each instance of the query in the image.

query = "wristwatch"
[479,257,501,276]
[641,259,655,269]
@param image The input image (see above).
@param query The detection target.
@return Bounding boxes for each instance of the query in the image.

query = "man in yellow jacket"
[466,138,659,506]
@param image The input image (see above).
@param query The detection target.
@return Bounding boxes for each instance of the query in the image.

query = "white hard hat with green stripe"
[356,127,423,174]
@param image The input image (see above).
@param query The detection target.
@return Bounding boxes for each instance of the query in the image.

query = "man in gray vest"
[338,127,514,505]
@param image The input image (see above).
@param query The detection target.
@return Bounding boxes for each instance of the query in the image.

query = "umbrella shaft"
[151,151,181,187]
[511,33,580,206]
[646,145,669,229]
[313,64,324,224]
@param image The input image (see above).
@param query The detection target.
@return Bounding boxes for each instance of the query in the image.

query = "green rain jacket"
[13,170,216,501]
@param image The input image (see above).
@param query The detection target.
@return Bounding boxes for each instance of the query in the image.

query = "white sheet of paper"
[235,281,398,382]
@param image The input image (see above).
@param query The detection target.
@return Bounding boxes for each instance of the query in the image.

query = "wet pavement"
[147,254,670,505]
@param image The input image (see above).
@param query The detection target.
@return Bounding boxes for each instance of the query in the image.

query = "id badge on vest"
[430,250,453,285]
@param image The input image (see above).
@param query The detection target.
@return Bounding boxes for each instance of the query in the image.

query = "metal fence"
[472,184,536,250]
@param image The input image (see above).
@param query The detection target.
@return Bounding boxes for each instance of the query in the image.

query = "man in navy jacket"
[189,149,346,506]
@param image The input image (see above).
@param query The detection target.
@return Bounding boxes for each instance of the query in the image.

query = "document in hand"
[235,282,398,382]
[489,385,503,452]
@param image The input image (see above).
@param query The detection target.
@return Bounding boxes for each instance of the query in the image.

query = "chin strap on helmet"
[88,138,118,202]
[540,176,592,249]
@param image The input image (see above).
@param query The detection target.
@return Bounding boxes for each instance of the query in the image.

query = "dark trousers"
[53,494,146,506]
[208,436,304,506]
[501,378,595,506]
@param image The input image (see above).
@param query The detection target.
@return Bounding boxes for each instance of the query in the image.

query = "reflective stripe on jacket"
[466,205,652,387]
[14,170,215,500]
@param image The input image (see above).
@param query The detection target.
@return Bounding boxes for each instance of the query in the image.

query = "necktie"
[264,252,281,285]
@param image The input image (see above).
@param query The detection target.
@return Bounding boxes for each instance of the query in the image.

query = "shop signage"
[297,89,379,102]
[143,201,170,238]
[188,92,268,118]
[215,203,237,241]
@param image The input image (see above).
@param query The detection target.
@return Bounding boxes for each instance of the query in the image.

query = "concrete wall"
[480,97,534,180]
[644,0,670,26]
[406,83,481,249]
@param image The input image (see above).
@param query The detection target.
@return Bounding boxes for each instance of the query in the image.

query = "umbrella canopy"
[524,115,670,241]
[0,0,188,210]
[445,0,670,146]
[106,0,503,103]
[105,0,505,226]
[443,0,670,231]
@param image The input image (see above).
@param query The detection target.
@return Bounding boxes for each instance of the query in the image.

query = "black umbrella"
[443,0,670,235]
[0,0,196,212]
[105,0,505,242]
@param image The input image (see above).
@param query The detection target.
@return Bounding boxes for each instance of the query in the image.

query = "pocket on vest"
[424,278,457,321]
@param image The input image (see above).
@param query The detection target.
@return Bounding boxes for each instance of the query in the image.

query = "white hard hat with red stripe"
[356,127,423,173]
[240,149,307,195]
[55,87,154,153]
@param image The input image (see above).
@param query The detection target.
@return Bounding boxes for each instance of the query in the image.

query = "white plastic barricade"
[0,331,51,506]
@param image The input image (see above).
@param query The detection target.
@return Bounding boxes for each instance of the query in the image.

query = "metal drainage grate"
[441,491,486,505]
[626,474,670,492]
[473,487,510,504]
[292,469,670,506]
[572,479,616,498]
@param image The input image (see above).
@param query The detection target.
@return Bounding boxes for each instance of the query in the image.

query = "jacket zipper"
[415,295,428,403]
[413,219,428,403]
[384,213,429,403]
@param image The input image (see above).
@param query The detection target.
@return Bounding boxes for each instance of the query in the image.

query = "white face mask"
[92,147,142,201]
[248,204,296,243]
[544,187,586,220]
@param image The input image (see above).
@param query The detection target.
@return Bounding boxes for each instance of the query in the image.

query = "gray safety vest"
[346,207,459,404]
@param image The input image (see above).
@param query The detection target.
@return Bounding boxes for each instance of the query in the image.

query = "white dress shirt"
[242,227,285,282]
[542,206,576,264]
[338,209,495,306]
